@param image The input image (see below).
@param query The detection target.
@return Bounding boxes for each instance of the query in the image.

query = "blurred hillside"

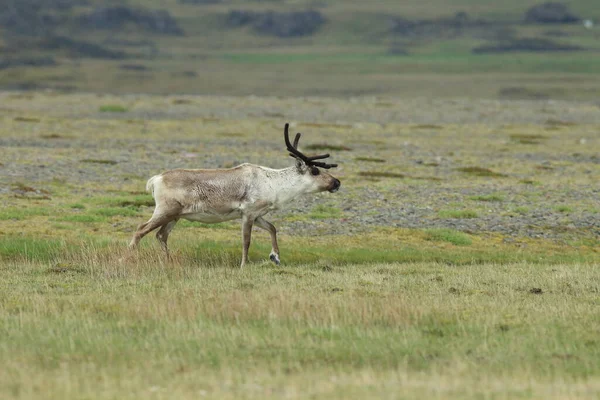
[1,0,599,99]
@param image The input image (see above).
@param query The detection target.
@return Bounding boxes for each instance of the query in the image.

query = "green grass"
[438,209,479,219]
[0,237,71,262]
[57,214,106,223]
[1,232,595,268]
[457,167,506,178]
[510,133,548,145]
[520,179,541,185]
[425,228,473,246]
[0,207,50,221]
[91,207,140,217]
[220,52,382,65]
[84,195,154,208]
[98,104,128,113]
[514,206,530,215]
[309,205,342,220]
[218,51,600,74]
[555,205,574,213]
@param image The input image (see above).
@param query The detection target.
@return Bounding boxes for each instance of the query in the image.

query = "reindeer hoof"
[269,254,280,266]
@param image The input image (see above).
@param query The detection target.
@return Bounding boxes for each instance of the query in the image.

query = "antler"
[284,123,338,169]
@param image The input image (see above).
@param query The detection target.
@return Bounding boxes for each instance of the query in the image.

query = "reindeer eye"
[311,167,320,176]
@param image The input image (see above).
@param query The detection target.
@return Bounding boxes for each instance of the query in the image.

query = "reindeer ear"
[295,158,304,171]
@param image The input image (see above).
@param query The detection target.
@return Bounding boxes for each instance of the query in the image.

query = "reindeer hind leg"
[129,214,176,250]
[156,219,179,261]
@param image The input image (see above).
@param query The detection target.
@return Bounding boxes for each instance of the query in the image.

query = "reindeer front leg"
[255,216,280,265]
[240,214,254,268]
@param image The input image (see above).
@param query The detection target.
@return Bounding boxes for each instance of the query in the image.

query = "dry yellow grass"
[1,247,599,399]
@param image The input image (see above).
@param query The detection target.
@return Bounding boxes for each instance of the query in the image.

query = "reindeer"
[128,123,341,267]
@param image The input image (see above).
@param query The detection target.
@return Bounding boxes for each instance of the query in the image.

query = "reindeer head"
[284,123,341,193]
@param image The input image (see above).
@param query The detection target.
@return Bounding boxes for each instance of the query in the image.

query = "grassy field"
[2,255,599,399]
[3,3,599,398]
[0,92,599,398]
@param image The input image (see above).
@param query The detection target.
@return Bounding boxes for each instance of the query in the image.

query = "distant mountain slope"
[1,0,598,98]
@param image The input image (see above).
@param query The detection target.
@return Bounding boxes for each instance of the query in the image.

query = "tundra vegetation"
[0,92,599,399]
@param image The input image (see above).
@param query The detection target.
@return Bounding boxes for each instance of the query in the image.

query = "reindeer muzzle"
[328,179,341,193]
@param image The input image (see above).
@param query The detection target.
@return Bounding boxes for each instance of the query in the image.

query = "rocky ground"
[1,92,598,243]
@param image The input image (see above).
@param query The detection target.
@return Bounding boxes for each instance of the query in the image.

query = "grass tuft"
[425,228,472,246]
[0,207,49,220]
[359,171,405,179]
[412,124,442,129]
[309,205,342,219]
[438,209,479,219]
[41,133,69,139]
[355,157,386,163]
[457,167,506,177]
[555,205,573,213]
[469,194,504,202]
[80,159,118,165]
[84,195,155,208]
[58,214,107,223]
[514,206,530,215]
[92,207,140,217]
[118,198,155,208]
[305,144,352,151]
[46,263,87,274]
[0,237,69,261]
[13,116,41,123]
[510,134,548,144]
[172,99,193,105]
[99,104,128,113]
[11,182,50,194]
[520,179,540,185]
[545,119,577,127]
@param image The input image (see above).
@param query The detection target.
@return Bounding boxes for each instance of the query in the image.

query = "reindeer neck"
[265,166,311,207]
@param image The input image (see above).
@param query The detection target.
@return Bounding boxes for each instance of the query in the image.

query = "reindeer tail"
[145,175,160,197]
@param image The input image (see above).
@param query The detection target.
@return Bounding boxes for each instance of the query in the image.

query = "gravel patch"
[1,92,598,242]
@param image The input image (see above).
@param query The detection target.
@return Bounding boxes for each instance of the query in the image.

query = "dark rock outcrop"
[40,36,126,59]
[0,0,87,35]
[178,0,221,3]
[0,56,57,70]
[0,0,52,35]
[80,6,184,35]
[390,12,490,39]
[226,10,325,38]
[524,3,580,24]
[473,37,583,53]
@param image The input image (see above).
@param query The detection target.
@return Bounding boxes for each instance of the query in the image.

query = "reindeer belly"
[182,210,241,223]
